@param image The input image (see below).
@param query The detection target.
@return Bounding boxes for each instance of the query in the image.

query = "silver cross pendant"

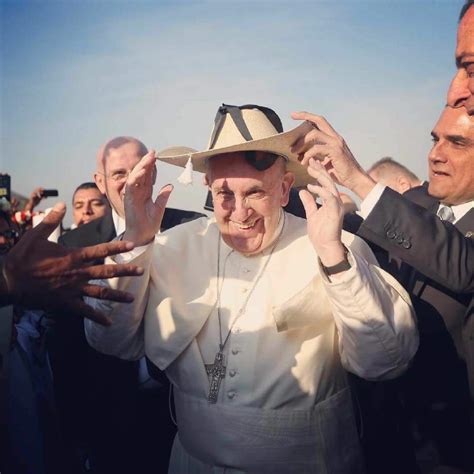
[205,350,226,404]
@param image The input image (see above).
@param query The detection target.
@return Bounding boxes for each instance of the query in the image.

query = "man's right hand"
[1,202,144,325]
[123,150,173,246]
[290,111,377,200]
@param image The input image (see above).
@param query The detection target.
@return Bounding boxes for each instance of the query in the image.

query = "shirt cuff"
[359,183,386,219]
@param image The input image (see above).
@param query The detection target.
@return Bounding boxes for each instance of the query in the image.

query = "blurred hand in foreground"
[1,202,143,325]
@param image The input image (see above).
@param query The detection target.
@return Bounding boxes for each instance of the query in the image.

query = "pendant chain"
[215,212,286,353]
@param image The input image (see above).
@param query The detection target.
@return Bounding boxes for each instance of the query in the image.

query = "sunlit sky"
[0,0,463,225]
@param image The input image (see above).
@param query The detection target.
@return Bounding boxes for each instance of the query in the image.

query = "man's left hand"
[299,159,347,268]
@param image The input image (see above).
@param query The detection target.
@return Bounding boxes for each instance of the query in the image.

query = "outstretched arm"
[0,202,144,325]
[85,152,173,357]
[292,110,474,293]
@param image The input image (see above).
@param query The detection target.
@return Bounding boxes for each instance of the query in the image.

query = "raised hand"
[291,111,376,200]
[123,150,173,246]
[1,202,144,325]
[299,159,346,268]
[24,187,45,212]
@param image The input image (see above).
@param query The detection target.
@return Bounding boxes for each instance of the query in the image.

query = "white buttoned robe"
[86,212,418,473]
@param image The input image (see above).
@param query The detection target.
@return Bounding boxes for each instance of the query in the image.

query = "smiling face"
[447,5,474,115]
[207,152,294,255]
[95,141,143,218]
[428,106,474,206]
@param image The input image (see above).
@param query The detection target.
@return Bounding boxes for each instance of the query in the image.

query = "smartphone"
[0,174,11,202]
[42,189,59,197]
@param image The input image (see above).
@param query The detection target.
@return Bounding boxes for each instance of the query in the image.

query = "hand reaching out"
[24,187,45,212]
[1,202,144,325]
[291,111,376,200]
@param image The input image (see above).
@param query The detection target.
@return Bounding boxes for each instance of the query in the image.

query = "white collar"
[112,209,126,236]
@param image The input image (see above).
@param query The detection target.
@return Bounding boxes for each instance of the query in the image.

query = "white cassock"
[85,212,418,474]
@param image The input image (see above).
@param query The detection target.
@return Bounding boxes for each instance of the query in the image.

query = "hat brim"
[157,121,315,187]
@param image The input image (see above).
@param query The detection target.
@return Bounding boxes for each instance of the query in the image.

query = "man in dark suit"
[51,137,204,474]
[291,105,473,472]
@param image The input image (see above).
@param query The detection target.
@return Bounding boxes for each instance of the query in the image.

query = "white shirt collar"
[112,209,126,236]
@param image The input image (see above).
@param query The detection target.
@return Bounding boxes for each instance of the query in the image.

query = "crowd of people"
[1,1,473,473]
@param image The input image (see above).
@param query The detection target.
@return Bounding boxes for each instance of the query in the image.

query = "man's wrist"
[317,242,346,267]
[320,246,350,277]
[351,173,377,200]
[123,230,155,247]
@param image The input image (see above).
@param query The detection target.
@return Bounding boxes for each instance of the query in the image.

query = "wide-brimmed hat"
[157,103,314,187]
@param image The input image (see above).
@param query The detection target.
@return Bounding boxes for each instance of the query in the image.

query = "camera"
[41,189,59,198]
[0,174,11,202]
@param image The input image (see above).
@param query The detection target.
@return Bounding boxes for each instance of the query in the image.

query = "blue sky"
[0,0,463,225]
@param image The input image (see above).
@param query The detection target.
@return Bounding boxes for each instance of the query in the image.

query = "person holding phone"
[23,186,59,213]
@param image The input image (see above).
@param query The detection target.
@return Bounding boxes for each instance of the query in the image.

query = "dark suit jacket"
[356,185,474,471]
[357,186,474,392]
[357,186,474,293]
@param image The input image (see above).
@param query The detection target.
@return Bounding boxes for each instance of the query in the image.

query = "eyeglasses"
[97,170,131,183]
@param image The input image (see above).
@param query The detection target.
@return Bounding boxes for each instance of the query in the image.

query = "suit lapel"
[97,211,116,243]
[454,208,474,236]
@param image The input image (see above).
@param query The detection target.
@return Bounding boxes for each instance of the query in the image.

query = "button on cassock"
[227,391,236,399]
[229,369,237,377]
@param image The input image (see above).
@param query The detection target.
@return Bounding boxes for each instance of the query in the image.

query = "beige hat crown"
[157,103,314,187]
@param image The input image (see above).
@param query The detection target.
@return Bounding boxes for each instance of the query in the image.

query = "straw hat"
[157,104,314,187]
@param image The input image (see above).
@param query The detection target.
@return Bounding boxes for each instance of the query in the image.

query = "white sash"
[171,387,365,473]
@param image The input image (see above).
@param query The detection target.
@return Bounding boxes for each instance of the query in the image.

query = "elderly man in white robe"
[85,104,418,473]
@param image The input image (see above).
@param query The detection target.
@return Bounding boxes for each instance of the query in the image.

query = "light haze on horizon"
[1,0,463,225]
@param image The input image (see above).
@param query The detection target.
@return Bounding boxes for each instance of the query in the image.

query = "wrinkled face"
[447,6,474,115]
[72,188,109,227]
[207,152,294,255]
[95,142,142,218]
[428,106,474,205]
